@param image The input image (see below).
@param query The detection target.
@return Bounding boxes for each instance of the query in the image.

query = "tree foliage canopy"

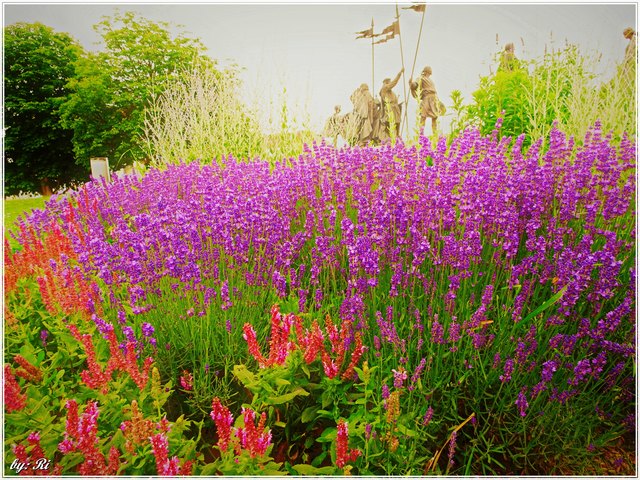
[4,22,88,195]
[60,11,215,169]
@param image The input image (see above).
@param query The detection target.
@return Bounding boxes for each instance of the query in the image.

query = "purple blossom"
[515,388,529,417]
[40,330,49,348]
[430,319,444,345]
[141,322,155,337]
[448,430,457,467]
[422,406,434,427]
[541,359,558,382]
[447,318,461,344]
[381,384,390,400]
[500,358,514,383]
[122,326,136,343]
[365,423,373,440]
[392,368,408,388]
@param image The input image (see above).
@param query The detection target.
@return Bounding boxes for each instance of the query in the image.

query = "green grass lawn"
[4,196,48,250]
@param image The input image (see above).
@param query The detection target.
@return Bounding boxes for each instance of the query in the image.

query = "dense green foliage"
[458,44,636,145]
[4,23,89,195]
[59,12,215,170]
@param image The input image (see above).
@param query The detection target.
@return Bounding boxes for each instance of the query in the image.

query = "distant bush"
[455,44,636,145]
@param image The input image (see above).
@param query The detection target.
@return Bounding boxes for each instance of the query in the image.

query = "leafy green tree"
[4,22,88,195]
[60,12,214,169]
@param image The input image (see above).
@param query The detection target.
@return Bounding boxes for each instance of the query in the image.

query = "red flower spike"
[336,419,361,469]
[4,365,26,412]
[210,397,234,452]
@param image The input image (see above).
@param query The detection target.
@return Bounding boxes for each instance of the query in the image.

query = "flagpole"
[395,4,409,136]
[410,6,427,80]
[371,17,375,91]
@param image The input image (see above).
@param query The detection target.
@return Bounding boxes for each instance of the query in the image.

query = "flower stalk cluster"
[210,397,273,460]
[68,323,153,392]
[58,400,121,475]
[243,305,366,381]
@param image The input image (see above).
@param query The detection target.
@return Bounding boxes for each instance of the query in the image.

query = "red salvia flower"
[13,355,43,383]
[236,407,272,458]
[4,365,27,412]
[335,419,361,469]
[210,397,234,452]
[341,333,367,381]
[11,432,49,476]
[58,400,120,475]
[243,323,269,367]
[150,432,191,476]
[67,323,152,392]
[180,370,193,391]
[266,305,296,366]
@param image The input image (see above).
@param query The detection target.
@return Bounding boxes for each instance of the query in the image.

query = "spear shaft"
[371,17,375,91]
[395,4,409,136]
[410,5,427,80]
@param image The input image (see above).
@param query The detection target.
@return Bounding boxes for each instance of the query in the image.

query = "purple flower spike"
[141,322,155,337]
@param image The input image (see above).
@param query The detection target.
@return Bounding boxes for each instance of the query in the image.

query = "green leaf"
[266,387,309,405]
[521,285,568,324]
[233,364,257,387]
[275,377,291,387]
[301,406,317,423]
[396,423,418,437]
[199,462,219,476]
[292,464,335,475]
[316,426,337,443]
[311,450,328,467]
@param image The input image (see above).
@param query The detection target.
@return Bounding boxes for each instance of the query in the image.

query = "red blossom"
[242,306,365,381]
[67,324,152,392]
[243,323,269,367]
[180,370,193,391]
[341,333,367,381]
[150,433,191,476]
[58,400,120,475]
[11,432,49,476]
[237,407,272,458]
[210,397,234,452]
[14,354,43,383]
[336,419,361,469]
[266,305,296,366]
[4,365,26,412]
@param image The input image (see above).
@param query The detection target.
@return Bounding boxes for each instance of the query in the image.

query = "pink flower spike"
[210,397,234,452]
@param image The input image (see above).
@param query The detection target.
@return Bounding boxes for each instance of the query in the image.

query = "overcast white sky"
[3,1,637,135]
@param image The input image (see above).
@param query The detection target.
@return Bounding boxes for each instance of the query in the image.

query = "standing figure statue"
[348,83,378,146]
[622,27,636,81]
[499,42,517,72]
[323,105,345,145]
[379,68,404,142]
[409,66,445,136]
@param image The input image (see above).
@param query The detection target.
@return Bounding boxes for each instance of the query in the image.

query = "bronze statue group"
[323,65,446,147]
[324,25,636,147]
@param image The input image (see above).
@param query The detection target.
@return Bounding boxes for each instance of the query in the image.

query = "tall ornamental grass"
[142,66,316,168]
[5,122,635,475]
